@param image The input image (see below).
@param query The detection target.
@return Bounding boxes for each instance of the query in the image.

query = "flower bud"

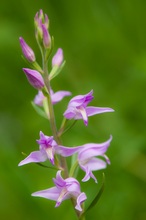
[19,37,36,62]
[23,68,44,89]
[34,10,50,45]
[52,48,63,67]
[42,24,51,48]
[44,14,49,29]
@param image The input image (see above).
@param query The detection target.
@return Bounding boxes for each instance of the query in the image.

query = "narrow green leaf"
[80,173,105,218]
[35,162,58,170]
[31,101,48,119]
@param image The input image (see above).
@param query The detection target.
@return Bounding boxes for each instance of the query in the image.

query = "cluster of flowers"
[18,10,114,215]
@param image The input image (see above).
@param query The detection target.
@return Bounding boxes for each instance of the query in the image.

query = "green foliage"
[80,173,105,219]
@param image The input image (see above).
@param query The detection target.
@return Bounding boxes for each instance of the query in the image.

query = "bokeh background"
[0,0,146,219]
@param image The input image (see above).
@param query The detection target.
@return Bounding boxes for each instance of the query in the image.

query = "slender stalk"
[43,52,59,141]
[42,49,85,219]
[43,50,68,178]
[69,160,78,177]
[70,198,86,220]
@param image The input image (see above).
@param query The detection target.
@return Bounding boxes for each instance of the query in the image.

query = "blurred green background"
[0,0,146,219]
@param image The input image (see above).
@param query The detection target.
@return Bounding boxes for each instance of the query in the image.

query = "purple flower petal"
[37,131,54,149]
[52,91,71,104]
[81,157,107,171]
[68,90,93,108]
[66,178,81,194]
[53,170,66,188]
[55,190,70,207]
[18,150,47,166]
[75,192,87,211]
[34,90,71,106]
[78,136,112,161]
[32,186,60,201]
[55,145,81,157]
[34,91,45,106]
[80,165,97,183]
[86,106,114,116]
[77,106,88,126]
[63,106,76,119]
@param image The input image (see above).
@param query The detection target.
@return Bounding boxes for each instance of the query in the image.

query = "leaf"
[31,101,48,119]
[80,173,105,218]
[35,162,57,170]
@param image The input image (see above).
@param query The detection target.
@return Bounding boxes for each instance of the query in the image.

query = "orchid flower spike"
[32,170,87,212]
[34,89,71,106]
[64,90,114,126]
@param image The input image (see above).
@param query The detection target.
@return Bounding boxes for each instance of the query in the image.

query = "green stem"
[70,198,86,220]
[43,50,68,178]
[43,53,58,141]
[79,214,86,220]
[58,120,77,137]
[42,49,85,219]
[69,160,78,177]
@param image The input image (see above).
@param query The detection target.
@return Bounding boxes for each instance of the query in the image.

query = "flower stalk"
[42,49,69,179]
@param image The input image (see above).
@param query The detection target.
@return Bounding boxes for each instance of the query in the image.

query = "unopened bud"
[34,9,50,44]
[23,68,44,89]
[42,24,51,48]
[44,14,49,29]
[52,48,63,67]
[19,37,35,62]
